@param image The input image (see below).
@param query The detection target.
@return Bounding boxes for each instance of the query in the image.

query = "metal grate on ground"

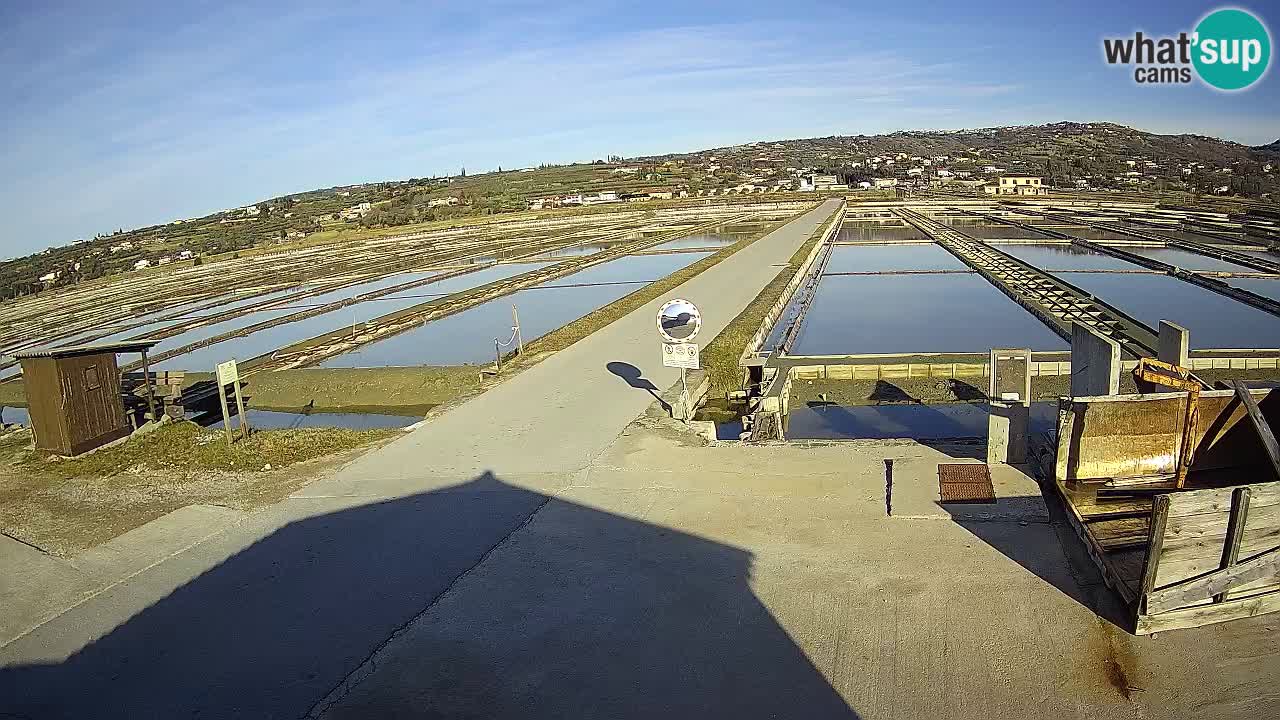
[938,463,996,503]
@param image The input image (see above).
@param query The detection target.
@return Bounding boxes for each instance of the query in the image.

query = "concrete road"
[311,429,1280,720]
[0,199,843,719]
[301,198,843,490]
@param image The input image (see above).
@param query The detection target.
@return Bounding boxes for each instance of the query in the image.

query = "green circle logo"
[1193,8,1271,90]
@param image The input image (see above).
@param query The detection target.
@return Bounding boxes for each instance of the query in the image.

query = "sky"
[1,0,1277,256]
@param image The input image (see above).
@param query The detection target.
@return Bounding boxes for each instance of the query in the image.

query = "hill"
[3,121,1277,303]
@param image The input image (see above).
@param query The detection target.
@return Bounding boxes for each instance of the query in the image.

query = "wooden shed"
[13,340,159,456]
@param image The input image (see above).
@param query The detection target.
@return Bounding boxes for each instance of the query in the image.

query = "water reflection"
[787,401,1056,440]
[154,264,551,371]
[321,252,710,367]
[824,244,967,273]
[791,274,1067,355]
[1058,271,1280,349]
[990,243,1141,271]
[652,231,747,250]
[1226,277,1280,303]
[836,224,923,243]
[1119,246,1256,273]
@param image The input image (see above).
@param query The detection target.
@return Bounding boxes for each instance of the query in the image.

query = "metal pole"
[352,306,358,339]
[512,305,523,356]
[680,367,690,423]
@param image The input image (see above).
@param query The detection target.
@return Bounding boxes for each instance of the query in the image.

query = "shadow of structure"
[0,473,858,719]
[867,380,918,404]
[936,488,1133,631]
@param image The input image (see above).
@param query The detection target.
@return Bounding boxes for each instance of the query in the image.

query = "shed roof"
[12,340,161,360]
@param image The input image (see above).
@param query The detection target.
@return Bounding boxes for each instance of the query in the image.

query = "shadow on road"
[0,473,858,719]
[936,490,1132,631]
[606,360,670,412]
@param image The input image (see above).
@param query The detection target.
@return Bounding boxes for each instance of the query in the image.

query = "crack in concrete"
[301,491,556,719]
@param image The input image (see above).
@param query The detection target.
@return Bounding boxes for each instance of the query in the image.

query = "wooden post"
[1215,487,1252,603]
[140,349,157,423]
[215,359,245,445]
[1138,494,1171,613]
[1229,381,1280,481]
[233,379,250,440]
[218,381,233,446]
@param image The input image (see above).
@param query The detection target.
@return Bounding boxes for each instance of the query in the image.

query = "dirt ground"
[0,421,399,556]
[789,368,1280,406]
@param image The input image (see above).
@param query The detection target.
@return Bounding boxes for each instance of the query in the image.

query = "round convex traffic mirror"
[657,298,701,342]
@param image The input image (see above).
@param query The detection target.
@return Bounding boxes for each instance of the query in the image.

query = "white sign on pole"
[662,341,700,370]
[214,359,249,444]
[215,359,239,387]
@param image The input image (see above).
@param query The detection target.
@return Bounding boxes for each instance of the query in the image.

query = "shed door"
[61,354,126,443]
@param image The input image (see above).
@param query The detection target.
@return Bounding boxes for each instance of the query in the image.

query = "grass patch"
[512,209,812,361]
[700,209,840,395]
[231,366,482,412]
[0,421,399,555]
[19,421,396,478]
[0,380,24,407]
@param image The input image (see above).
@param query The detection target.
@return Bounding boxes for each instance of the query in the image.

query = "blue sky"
[1,0,1277,256]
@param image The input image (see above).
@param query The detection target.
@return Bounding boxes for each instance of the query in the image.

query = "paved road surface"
[0,199,842,719]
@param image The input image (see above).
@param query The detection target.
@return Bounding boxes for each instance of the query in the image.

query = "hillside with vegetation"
[639,121,1280,199]
[3,120,1277,304]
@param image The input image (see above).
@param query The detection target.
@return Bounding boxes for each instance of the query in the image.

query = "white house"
[582,191,619,204]
[983,175,1045,196]
[134,259,151,270]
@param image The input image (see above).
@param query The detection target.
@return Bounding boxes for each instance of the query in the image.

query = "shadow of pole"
[606,361,670,413]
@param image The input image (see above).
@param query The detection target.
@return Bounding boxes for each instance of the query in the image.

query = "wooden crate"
[1052,388,1280,633]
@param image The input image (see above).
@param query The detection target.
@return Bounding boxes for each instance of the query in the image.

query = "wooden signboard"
[215,359,249,445]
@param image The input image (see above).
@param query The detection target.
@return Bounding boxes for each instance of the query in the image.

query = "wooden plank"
[1156,531,1280,588]
[1139,495,1171,601]
[1167,501,1280,540]
[1053,480,1138,605]
[1054,389,1274,483]
[1103,548,1148,599]
[1136,586,1280,634]
[1146,545,1280,614]
[1229,381,1280,481]
[1163,482,1280,519]
[1088,516,1152,550]
[1216,487,1252,603]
